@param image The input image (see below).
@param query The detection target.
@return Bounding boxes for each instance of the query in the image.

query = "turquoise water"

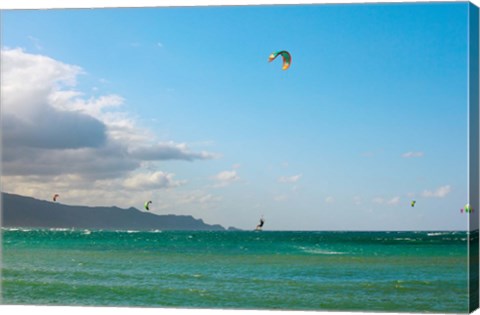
[1,229,469,313]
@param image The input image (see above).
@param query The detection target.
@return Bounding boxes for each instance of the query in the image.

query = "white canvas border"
[0,0,478,10]
[0,0,479,315]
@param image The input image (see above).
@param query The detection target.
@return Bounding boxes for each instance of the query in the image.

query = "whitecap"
[305,249,345,255]
[4,227,33,232]
[49,228,70,232]
[427,232,446,236]
[3,228,20,231]
[297,246,345,255]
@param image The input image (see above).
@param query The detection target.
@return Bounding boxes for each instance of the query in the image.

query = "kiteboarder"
[255,216,265,231]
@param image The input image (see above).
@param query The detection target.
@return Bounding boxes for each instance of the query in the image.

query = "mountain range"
[1,192,238,231]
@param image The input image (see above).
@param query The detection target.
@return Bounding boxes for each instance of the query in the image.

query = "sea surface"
[1,229,470,313]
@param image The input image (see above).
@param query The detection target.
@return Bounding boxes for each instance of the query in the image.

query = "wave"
[2,227,32,232]
[296,246,345,255]
[427,232,448,236]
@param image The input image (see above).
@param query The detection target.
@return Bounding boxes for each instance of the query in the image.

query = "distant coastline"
[1,192,474,233]
[1,192,240,231]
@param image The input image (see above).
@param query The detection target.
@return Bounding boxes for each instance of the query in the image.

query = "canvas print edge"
[1,1,480,315]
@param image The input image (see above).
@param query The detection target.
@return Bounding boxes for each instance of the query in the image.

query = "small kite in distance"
[269,50,291,70]
[411,200,416,207]
[461,204,473,214]
[144,200,152,211]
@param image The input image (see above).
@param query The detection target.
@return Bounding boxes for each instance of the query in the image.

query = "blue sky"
[1,2,472,230]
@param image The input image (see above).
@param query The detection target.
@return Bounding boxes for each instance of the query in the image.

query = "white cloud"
[278,174,302,183]
[130,142,218,161]
[386,196,400,205]
[123,171,185,190]
[2,48,82,120]
[372,196,401,205]
[421,185,451,198]
[50,92,124,117]
[1,48,219,204]
[2,48,216,170]
[2,49,107,152]
[178,191,221,206]
[401,151,424,158]
[212,170,239,187]
[215,170,238,181]
[325,196,335,204]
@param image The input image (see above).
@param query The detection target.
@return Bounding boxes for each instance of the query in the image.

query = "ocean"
[1,229,469,313]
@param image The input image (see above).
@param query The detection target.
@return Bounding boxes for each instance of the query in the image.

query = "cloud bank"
[1,48,217,206]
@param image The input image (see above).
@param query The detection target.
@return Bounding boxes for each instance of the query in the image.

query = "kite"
[269,50,291,70]
[411,200,416,207]
[144,200,152,211]
[461,204,473,214]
